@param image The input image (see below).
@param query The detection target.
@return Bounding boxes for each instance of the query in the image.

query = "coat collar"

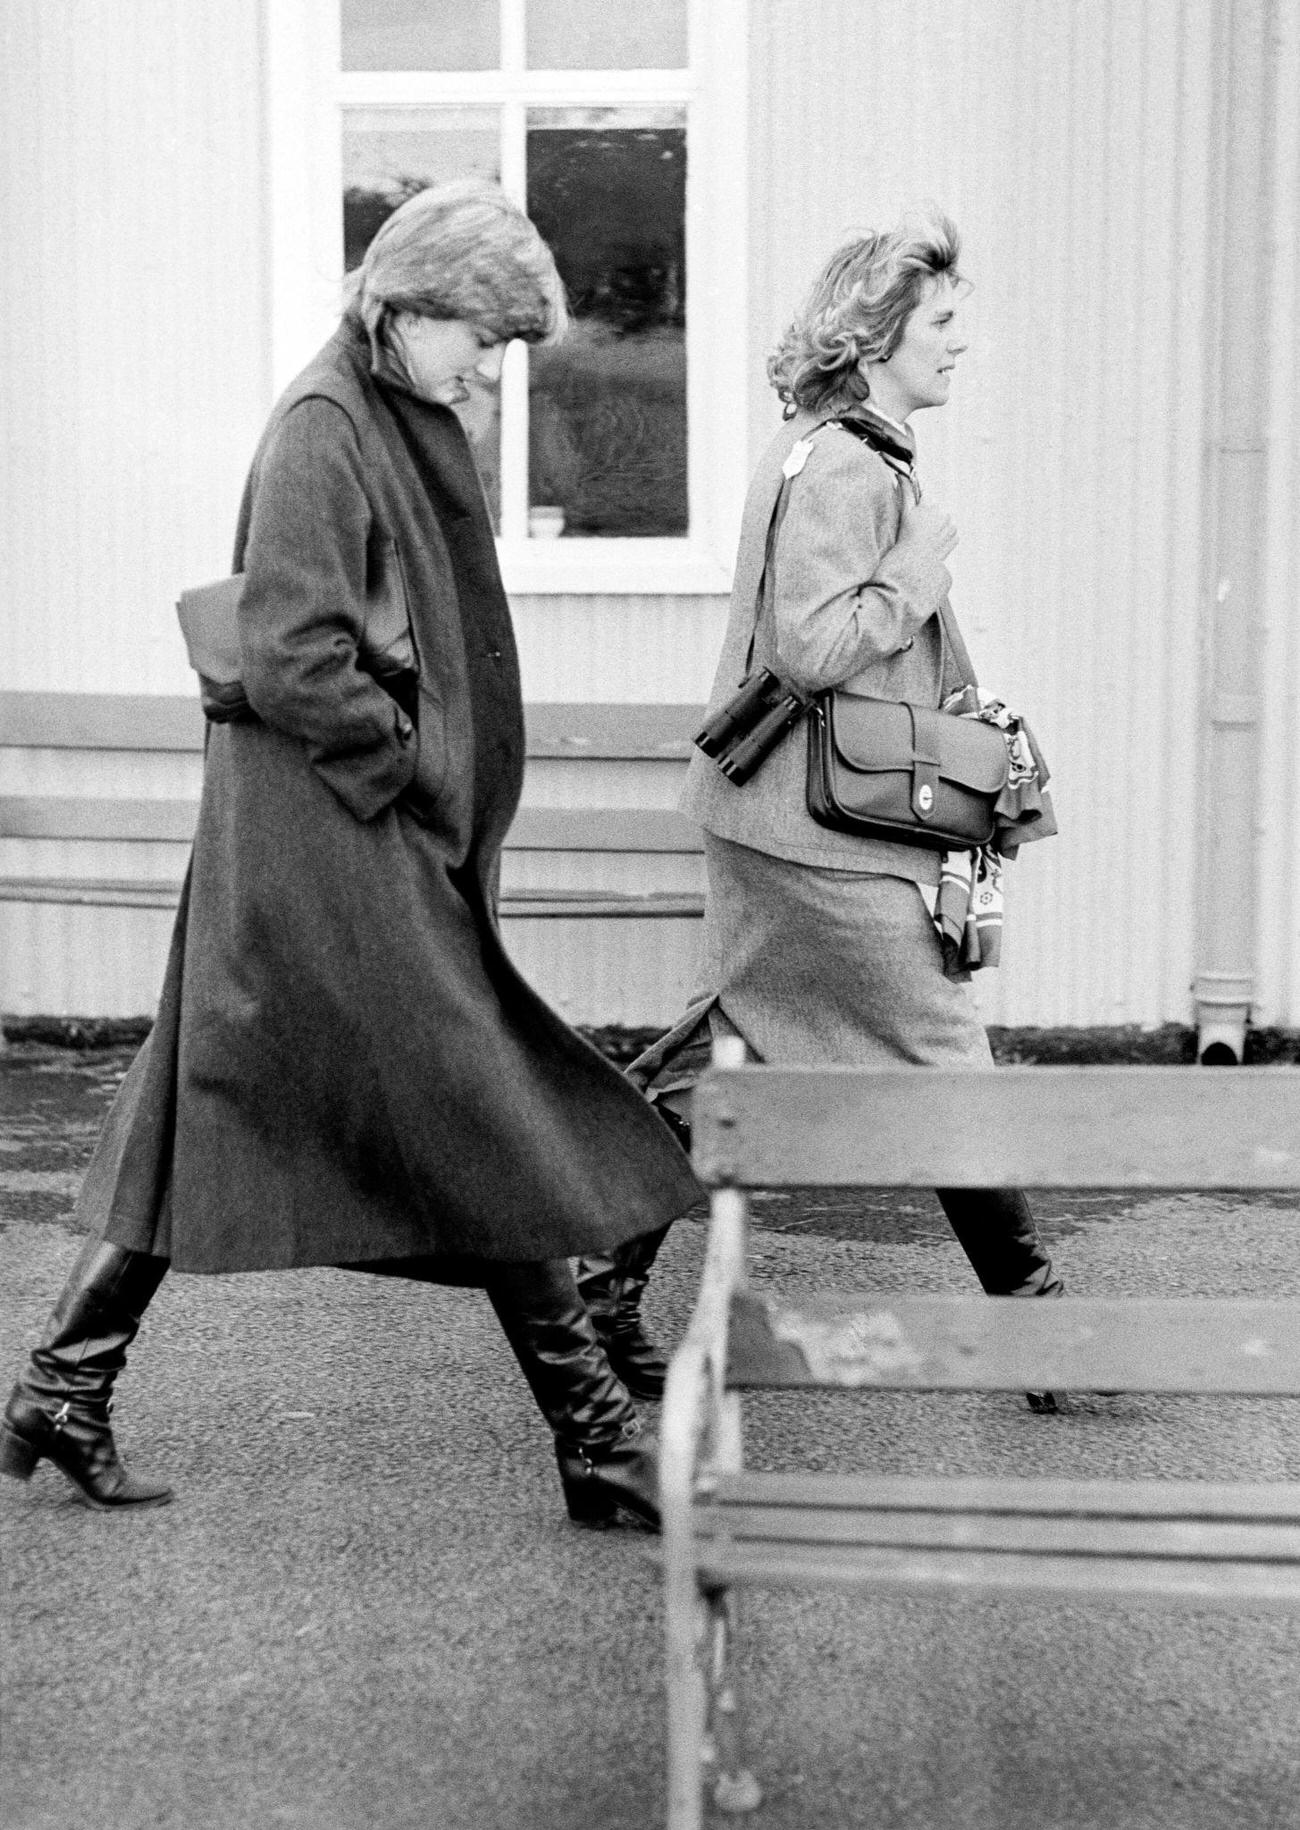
[335,311,428,407]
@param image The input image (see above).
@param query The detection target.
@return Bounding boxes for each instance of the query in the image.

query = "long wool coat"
[83,319,699,1274]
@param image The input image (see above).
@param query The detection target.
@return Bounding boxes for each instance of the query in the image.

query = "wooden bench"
[0,690,706,919]
[659,1042,1300,1826]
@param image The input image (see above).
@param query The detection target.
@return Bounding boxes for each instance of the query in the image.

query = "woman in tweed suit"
[580,209,1063,1399]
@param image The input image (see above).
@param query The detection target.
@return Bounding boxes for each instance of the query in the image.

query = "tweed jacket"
[680,409,963,885]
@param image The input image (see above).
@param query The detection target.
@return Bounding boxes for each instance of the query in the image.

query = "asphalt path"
[2,1045,1299,1830]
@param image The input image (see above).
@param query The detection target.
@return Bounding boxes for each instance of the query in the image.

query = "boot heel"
[0,1425,40,1481]
[557,1441,660,1532]
[563,1483,621,1529]
[559,1449,621,1526]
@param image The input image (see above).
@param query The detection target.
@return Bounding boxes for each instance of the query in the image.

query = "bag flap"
[829,694,1010,792]
[176,573,245,684]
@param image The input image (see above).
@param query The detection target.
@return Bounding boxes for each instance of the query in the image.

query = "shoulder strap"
[741,422,833,677]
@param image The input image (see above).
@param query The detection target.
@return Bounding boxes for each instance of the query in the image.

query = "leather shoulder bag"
[176,535,417,722]
[696,412,1027,851]
[805,597,1011,852]
[799,415,1011,851]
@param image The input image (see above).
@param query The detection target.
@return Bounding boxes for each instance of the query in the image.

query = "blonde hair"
[767,207,964,415]
[345,178,568,364]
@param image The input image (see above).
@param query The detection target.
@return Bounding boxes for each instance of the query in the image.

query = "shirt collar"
[836,400,916,467]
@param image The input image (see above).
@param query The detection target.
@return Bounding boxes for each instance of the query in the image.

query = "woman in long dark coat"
[0,179,698,1529]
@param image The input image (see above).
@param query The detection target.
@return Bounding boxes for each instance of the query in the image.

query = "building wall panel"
[497,595,720,1026]
[0,0,270,698]
[500,916,703,1030]
[6,2,1300,1037]
[0,901,177,1017]
[749,0,1218,1031]
[0,0,267,1020]
[511,595,728,705]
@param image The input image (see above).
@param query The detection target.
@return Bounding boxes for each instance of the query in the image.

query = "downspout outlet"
[1194,973,1252,1065]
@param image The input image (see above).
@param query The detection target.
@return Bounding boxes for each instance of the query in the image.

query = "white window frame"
[264,0,748,596]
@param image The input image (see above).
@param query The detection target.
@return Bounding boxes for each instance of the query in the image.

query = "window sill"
[497,538,733,597]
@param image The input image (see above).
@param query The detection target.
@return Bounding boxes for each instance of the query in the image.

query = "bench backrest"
[0,796,702,852]
[692,1060,1300,1396]
[692,1063,1300,1189]
[726,1289,1300,1393]
[0,691,705,759]
[0,691,707,855]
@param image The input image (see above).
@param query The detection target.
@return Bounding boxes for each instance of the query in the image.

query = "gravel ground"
[2,1045,1300,1830]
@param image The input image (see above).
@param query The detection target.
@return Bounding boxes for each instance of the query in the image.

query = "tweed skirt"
[630,832,992,1096]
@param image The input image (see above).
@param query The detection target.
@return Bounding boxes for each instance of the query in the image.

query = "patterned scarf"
[929,690,1046,973]
[933,844,1005,971]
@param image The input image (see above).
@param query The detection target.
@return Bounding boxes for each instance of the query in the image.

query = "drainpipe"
[1194,0,1277,1065]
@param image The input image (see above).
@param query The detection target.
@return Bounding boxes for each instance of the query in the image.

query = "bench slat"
[0,692,704,761]
[727,1290,1300,1391]
[689,1541,1300,1606]
[0,875,702,919]
[0,796,703,853]
[505,808,701,852]
[499,891,704,918]
[712,1471,1300,1520]
[523,702,701,759]
[694,1064,1300,1188]
[700,1503,1300,1562]
[0,877,185,909]
[0,797,200,843]
[0,691,206,751]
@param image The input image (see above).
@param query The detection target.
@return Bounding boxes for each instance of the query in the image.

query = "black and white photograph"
[3,2,1300,1826]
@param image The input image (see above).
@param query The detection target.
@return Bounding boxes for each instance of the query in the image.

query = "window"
[332,0,747,593]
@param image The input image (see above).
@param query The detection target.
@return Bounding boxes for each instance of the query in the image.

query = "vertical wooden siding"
[502,594,716,1026]
[747,0,1219,1029]
[6,1,1299,1034]
[0,0,271,696]
[0,0,270,1018]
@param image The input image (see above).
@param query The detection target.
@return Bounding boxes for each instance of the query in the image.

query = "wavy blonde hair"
[345,177,568,364]
[767,207,964,415]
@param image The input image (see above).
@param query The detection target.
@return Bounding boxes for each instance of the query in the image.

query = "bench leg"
[703,1584,762,1815]
[666,1574,711,1830]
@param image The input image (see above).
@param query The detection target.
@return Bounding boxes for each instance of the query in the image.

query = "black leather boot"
[484,1259,660,1531]
[0,1240,172,1508]
[935,1187,1062,1298]
[935,1188,1064,1413]
[575,1224,672,1401]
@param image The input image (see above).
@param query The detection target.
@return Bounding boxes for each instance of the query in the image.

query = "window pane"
[527,0,687,69]
[341,0,498,71]
[526,116,687,538]
[342,108,499,271]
